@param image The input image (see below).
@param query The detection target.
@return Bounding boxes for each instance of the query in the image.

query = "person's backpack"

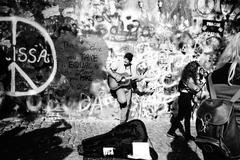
[195,73,240,159]
[77,119,158,160]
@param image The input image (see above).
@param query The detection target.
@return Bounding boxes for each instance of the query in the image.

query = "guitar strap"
[129,64,132,76]
[130,64,139,91]
[124,63,132,76]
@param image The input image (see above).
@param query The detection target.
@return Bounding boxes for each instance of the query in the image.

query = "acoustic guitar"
[108,72,139,91]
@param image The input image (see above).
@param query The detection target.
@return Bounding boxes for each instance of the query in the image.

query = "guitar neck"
[125,76,135,80]
[125,74,145,81]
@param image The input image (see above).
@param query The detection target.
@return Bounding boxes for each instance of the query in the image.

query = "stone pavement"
[0,113,203,160]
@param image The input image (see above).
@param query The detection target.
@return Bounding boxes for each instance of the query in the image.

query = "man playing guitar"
[107,52,143,123]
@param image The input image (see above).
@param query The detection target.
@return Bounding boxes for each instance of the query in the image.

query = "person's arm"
[186,77,201,94]
[103,62,123,82]
[107,68,123,82]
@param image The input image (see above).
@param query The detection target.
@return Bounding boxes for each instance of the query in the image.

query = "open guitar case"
[77,119,158,160]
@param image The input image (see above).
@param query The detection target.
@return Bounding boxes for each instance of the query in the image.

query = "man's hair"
[124,52,133,62]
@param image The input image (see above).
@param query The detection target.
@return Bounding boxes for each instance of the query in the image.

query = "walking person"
[167,61,203,141]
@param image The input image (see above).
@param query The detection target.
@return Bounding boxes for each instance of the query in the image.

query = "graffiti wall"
[0,0,236,120]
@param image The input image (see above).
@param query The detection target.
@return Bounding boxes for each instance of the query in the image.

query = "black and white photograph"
[0,0,240,159]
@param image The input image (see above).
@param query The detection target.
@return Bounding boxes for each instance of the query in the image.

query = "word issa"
[6,47,51,63]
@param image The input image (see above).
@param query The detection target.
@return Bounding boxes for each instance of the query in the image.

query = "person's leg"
[167,115,180,137]
[115,88,128,123]
[178,93,193,140]
[171,117,185,136]
[184,105,195,140]
[120,106,128,123]
[177,121,185,136]
[184,111,191,135]
[124,89,132,121]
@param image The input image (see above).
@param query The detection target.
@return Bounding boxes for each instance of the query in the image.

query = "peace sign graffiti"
[0,16,57,97]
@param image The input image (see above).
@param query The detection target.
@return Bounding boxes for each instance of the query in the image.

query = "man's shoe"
[166,132,177,138]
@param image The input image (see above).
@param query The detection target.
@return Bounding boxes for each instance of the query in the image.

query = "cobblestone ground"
[0,113,203,160]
